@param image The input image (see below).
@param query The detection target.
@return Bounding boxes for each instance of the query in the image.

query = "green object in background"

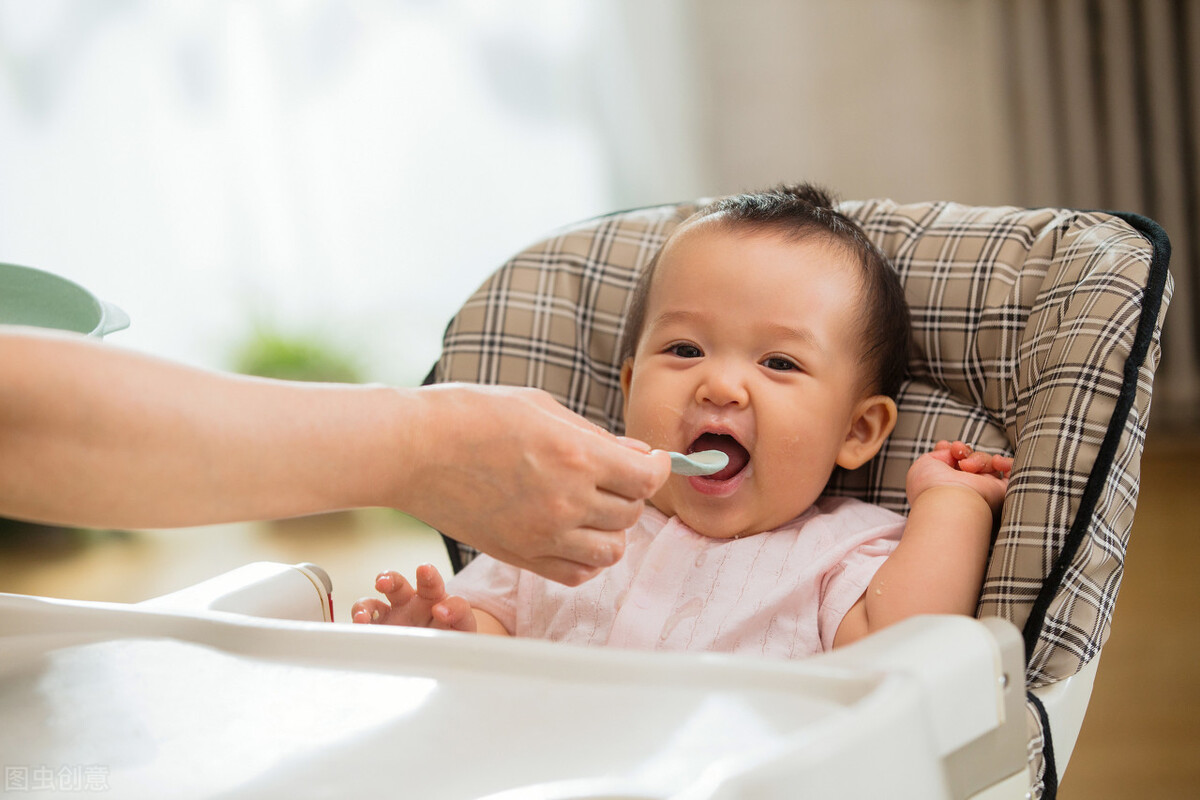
[0,262,130,337]
[232,325,365,384]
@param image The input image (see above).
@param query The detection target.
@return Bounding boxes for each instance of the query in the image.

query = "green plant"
[231,326,366,384]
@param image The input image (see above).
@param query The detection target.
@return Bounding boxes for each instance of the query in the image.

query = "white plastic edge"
[1029,653,1101,781]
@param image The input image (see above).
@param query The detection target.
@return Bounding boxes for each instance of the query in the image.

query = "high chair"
[429,196,1173,799]
[0,198,1169,798]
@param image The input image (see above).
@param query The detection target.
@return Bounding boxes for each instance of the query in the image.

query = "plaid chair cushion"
[431,198,1172,798]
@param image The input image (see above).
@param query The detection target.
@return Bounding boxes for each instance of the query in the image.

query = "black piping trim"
[1028,690,1060,800]
[1020,212,1172,661]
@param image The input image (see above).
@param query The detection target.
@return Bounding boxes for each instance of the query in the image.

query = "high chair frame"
[428,196,1173,799]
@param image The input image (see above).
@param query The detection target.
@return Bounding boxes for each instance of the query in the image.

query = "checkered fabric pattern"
[431,198,1172,798]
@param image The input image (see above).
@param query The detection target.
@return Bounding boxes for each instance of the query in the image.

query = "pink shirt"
[448,496,904,660]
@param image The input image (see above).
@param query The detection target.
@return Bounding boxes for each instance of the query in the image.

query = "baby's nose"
[695,364,750,407]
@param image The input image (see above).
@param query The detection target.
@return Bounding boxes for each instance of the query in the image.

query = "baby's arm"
[350,563,510,635]
[833,441,1012,648]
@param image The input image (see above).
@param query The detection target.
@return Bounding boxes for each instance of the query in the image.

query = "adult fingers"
[580,485,653,533]
[528,388,614,436]
[593,445,671,502]
[615,436,652,453]
[547,524,628,571]
[507,526,630,586]
[523,556,605,587]
[526,390,668,500]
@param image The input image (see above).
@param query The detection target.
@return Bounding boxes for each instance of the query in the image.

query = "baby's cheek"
[647,480,677,519]
[760,458,824,519]
[619,404,653,444]
[627,418,672,454]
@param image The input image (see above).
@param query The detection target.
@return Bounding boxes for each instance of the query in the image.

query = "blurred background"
[1,1,1197,797]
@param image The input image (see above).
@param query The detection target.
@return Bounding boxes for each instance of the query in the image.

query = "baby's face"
[620,218,877,539]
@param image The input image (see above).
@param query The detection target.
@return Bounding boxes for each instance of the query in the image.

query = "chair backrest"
[431,198,1172,796]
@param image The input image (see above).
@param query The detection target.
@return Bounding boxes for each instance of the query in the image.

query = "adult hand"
[392,384,671,586]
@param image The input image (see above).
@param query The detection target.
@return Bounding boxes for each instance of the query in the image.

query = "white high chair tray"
[0,592,1010,799]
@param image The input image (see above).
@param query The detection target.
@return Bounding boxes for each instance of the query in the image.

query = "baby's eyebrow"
[761,322,824,353]
[647,311,825,354]
[646,309,704,330]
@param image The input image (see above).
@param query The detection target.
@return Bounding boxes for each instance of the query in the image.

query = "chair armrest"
[139,561,334,622]
[815,616,1028,799]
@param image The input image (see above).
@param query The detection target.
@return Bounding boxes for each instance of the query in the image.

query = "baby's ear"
[619,358,635,415]
[836,395,898,470]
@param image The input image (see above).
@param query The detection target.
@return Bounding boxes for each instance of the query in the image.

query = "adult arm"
[0,329,669,584]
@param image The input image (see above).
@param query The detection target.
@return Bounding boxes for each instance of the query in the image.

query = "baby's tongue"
[690,433,749,480]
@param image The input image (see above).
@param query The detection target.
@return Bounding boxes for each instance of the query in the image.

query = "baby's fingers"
[947,441,976,462]
[351,598,391,625]
[432,595,479,633]
[955,450,1012,482]
[960,450,1013,477]
[957,451,995,474]
[414,563,449,601]
[375,570,417,607]
[940,441,1013,478]
[945,442,996,474]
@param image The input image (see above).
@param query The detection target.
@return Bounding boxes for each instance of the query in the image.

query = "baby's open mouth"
[688,433,749,481]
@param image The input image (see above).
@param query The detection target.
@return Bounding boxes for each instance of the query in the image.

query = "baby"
[352,184,1011,657]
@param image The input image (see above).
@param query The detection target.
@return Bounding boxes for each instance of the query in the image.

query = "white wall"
[0,0,702,384]
[3,1,1116,390]
[686,0,1017,205]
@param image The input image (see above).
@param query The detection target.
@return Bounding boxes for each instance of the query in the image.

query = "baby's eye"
[668,343,703,359]
[763,356,799,372]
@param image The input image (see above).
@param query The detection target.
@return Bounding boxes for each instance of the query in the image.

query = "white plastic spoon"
[668,449,730,477]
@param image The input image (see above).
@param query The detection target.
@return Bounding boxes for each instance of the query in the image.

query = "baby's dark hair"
[619,183,911,399]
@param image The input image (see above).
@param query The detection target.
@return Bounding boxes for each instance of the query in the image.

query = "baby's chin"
[671,508,768,540]
[647,486,809,540]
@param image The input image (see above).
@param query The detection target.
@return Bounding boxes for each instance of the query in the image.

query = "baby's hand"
[906,441,1012,514]
[350,563,477,632]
